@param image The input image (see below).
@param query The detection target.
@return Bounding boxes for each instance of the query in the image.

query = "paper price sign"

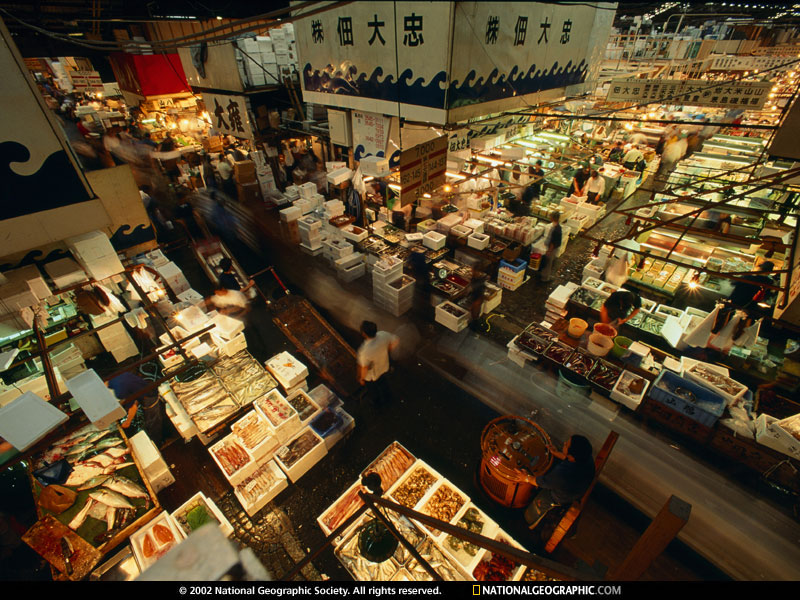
[398,136,448,206]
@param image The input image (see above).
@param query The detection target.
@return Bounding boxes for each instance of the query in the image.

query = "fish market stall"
[23,423,160,580]
[317,442,537,582]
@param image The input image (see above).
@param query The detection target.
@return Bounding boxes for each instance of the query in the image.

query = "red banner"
[109,52,189,97]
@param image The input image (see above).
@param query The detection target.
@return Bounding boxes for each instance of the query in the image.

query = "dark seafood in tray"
[544,342,572,364]
[474,551,520,581]
[515,333,550,354]
[391,467,437,508]
[286,392,317,421]
[440,303,468,317]
[526,323,557,340]
[571,288,602,308]
[431,280,459,295]
[276,430,320,468]
[564,349,595,376]
[588,361,622,390]
[447,274,469,287]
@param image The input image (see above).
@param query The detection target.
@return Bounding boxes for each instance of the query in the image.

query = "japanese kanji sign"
[293,2,612,125]
[398,136,448,206]
[606,77,773,110]
[710,55,795,72]
[202,93,254,139]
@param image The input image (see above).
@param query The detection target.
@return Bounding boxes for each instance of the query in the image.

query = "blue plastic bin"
[499,258,528,273]
[648,370,726,427]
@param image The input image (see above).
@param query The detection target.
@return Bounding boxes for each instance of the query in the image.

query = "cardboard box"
[237,181,261,202]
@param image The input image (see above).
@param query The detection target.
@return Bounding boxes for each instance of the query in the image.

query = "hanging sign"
[606,77,773,110]
[710,55,796,72]
[398,136,448,206]
[201,92,254,140]
[351,110,390,161]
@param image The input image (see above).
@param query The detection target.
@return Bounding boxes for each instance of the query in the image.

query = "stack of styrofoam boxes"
[497,258,527,291]
[284,185,301,203]
[0,265,51,323]
[155,261,191,296]
[258,35,279,84]
[468,231,490,250]
[372,257,413,316]
[299,182,317,200]
[436,213,462,236]
[130,430,175,493]
[266,351,309,396]
[359,155,390,177]
[334,251,365,283]
[582,256,608,283]
[482,282,502,315]
[323,199,345,219]
[66,230,125,282]
[435,300,470,332]
[50,343,86,380]
[240,37,265,86]
[544,283,579,327]
[280,204,302,244]
[43,258,88,290]
[327,167,353,186]
[323,238,354,266]
[271,24,293,79]
[298,216,323,255]
[251,150,278,197]
[90,312,138,363]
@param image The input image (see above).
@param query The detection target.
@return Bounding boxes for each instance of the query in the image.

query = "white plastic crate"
[435,301,470,332]
[467,232,490,250]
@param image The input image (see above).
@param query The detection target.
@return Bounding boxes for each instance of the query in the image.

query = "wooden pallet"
[271,296,359,399]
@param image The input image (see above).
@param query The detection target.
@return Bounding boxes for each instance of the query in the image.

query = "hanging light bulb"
[688,271,700,290]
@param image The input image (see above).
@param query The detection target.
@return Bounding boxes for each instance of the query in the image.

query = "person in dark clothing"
[607,141,625,163]
[107,372,165,446]
[217,257,255,293]
[600,290,642,326]
[730,261,775,309]
[571,165,591,196]
[524,435,595,529]
[159,132,176,152]
[539,211,563,283]
[523,160,545,208]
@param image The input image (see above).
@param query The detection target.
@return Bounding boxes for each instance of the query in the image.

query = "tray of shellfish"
[129,511,184,572]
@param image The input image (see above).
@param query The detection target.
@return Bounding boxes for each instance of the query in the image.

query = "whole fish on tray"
[89,489,135,509]
[235,462,282,505]
[103,475,149,504]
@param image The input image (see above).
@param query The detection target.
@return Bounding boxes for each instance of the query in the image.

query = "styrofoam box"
[437,213,462,234]
[386,459,444,509]
[343,225,368,243]
[146,463,176,494]
[423,231,446,250]
[316,478,365,537]
[451,224,472,238]
[327,167,353,185]
[266,352,309,389]
[129,430,170,480]
[209,433,259,486]
[280,206,302,222]
[680,356,729,377]
[464,219,484,234]
[274,427,327,483]
[130,511,185,572]
[65,369,126,430]
[467,232,489,250]
[254,389,302,444]
[285,389,321,428]
[405,232,424,243]
[0,391,68,451]
[339,263,365,282]
[177,288,204,306]
[172,491,234,538]
[755,414,800,460]
[312,407,355,451]
[472,531,528,582]
[439,503,499,575]
[334,253,364,271]
[415,479,470,541]
[308,384,342,409]
[218,332,248,357]
[610,371,650,410]
[43,258,87,289]
[231,409,281,462]
[683,365,748,406]
[233,459,289,517]
[298,216,322,231]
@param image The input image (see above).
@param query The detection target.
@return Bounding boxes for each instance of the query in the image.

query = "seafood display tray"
[683,365,748,405]
[209,433,259,487]
[440,504,499,576]
[230,410,281,462]
[253,389,302,444]
[285,390,322,427]
[587,360,623,392]
[386,460,444,511]
[171,492,233,538]
[472,532,527,582]
[232,460,288,517]
[610,371,650,410]
[129,511,184,573]
[318,479,368,538]
[273,427,327,483]
[413,480,470,542]
[648,369,726,427]
[313,407,354,450]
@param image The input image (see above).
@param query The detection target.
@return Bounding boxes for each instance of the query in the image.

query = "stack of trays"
[298,216,323,254]
[544,284,576,325]
[265,351,309,395]
[435,301,469,332]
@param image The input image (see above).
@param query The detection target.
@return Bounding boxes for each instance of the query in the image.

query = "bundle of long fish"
[191,396,238,432]
[231,412,272,451]
[405,539,464,581]
[213,352,278,406]
[212,439,251,476]
[362,443,415,491]
[336,521,400,580]
[235,462,281,505]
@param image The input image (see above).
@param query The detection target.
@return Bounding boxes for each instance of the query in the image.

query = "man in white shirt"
[621,146,643,169]
[357,320,399,405]
[586,170,605,204]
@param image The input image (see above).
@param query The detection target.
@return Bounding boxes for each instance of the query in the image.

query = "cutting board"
[22,515,102,580]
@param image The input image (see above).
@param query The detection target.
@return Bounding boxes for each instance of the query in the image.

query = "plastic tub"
[612,336,632,358]
[568,318,588,338]
[587,333,614,357]
[593,323,618,338]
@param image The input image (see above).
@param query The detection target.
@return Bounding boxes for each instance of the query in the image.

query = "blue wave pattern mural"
[0,142,91,220]
[447,60,589,109]
[303,64,447,109]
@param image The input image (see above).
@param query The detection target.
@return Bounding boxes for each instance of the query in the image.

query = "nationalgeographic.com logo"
[473,584,623,596]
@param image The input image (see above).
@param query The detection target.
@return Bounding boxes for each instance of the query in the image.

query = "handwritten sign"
[398,136,448,206]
